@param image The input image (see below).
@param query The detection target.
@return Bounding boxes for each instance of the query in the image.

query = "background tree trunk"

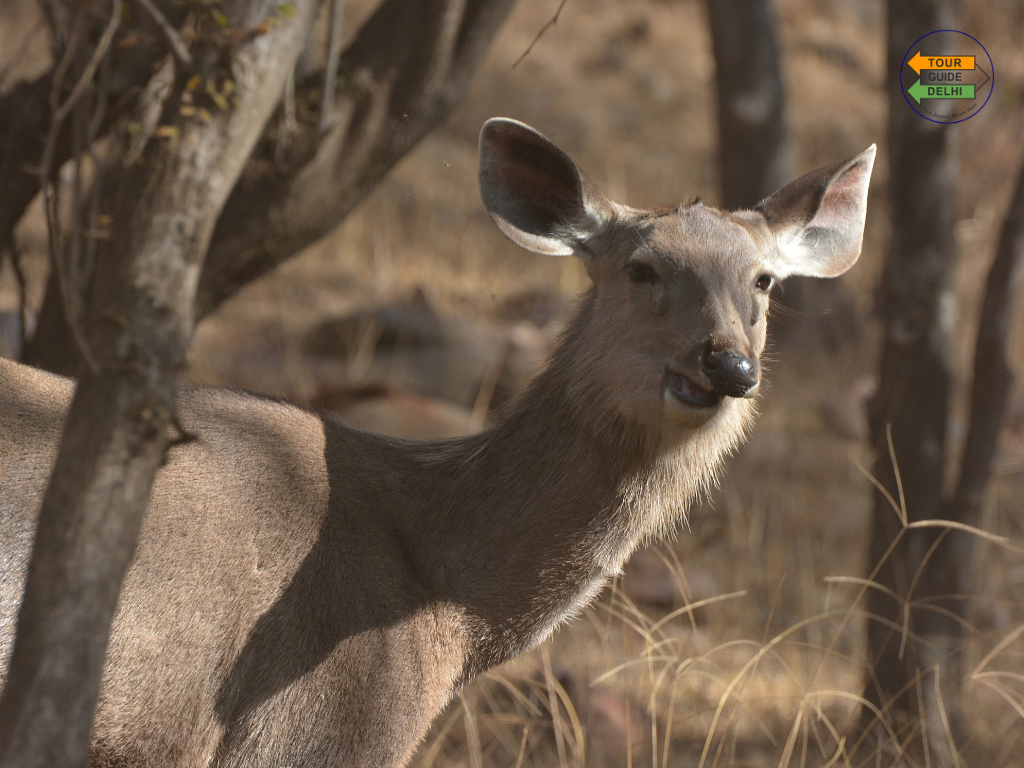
[861,0,959,761]
[706,0,788,210]
[950,156,1024,549]
[0,2,318,765]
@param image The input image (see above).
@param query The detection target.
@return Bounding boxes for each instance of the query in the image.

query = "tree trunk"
[942,154,1024,750]
[950,155,1024,541]
[861,0,959,761]
[706,0,788,210]
[0,2,317,765]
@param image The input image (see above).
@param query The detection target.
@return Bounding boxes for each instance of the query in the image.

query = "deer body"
[0,120,874,767]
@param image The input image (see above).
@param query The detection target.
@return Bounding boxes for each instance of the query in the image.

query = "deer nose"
[702,351,758,398]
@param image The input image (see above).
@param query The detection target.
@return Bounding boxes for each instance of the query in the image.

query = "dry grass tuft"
[410,450,1024,768]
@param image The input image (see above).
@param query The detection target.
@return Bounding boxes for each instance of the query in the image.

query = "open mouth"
[667,371,722,409]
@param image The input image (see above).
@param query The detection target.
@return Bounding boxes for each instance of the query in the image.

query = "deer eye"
[626,261,658,284]
[755,274,774,292]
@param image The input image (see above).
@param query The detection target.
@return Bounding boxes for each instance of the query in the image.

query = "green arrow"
[908,79,976,103]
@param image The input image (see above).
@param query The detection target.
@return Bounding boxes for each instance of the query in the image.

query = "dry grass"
[3,0,1024,764]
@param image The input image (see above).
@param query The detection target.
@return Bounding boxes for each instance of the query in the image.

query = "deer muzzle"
[702,350,759,398]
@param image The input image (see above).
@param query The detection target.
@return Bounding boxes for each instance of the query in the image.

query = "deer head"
[479,118,874,440]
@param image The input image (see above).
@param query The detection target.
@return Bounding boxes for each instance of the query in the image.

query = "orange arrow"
[908,51,976,74]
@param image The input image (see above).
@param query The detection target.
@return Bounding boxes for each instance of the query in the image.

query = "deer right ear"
[479,118,614,257]
[755,145,876,279]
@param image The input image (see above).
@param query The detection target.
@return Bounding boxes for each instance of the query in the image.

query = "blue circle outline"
[899,29,994,124]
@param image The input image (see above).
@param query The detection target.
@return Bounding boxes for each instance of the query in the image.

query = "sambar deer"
[0,118,874,767]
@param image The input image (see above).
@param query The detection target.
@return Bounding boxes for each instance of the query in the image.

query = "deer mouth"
[666,371,721,409]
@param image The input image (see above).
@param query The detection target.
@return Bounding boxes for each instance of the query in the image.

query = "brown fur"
[0,119,873,767]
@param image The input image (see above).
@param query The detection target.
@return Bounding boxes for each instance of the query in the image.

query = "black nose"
[702,350,758,398]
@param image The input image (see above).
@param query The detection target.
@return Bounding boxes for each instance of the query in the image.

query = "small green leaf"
[277,2,295,18]
[127,122,144,135]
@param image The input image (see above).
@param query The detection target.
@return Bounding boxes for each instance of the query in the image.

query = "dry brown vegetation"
[3,0,1024,764]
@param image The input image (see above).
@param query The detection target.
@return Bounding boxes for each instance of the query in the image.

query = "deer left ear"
[756,145,875,279]
[478,118,614,258]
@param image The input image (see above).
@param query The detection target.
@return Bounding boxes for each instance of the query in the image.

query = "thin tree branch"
[133,0,193,68]
[0,1,189,270]
[50,0,121,129]
[38,0,123,375]
[42,180,100,373]
[48,7,86,111]
[511,0,567,69]
[320,0,344,131]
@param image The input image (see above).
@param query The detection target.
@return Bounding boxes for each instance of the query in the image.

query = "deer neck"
[391,294,752,678]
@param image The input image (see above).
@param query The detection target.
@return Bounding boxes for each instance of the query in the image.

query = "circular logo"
[900,30,994,124]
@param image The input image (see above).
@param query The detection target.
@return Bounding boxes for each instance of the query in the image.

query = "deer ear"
[479,118,614,257]
[756,145,876,279]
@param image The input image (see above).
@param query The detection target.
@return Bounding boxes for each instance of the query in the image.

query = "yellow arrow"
[908,51,976,74]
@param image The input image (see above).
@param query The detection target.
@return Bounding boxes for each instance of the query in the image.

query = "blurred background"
[2,0,1024,765]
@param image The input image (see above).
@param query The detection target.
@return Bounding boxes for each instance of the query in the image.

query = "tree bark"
[861,0,959,761]
[0,2,317,765]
